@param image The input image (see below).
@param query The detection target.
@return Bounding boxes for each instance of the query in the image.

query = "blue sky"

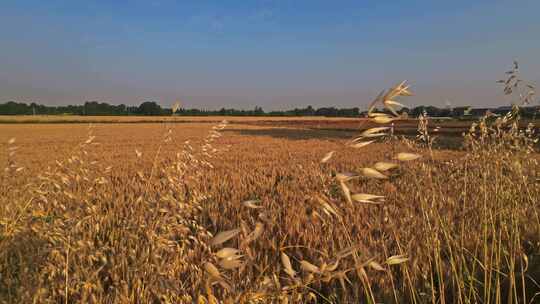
[1,0,539,110]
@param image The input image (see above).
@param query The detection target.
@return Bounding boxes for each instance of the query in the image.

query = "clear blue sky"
[1,0,539,110]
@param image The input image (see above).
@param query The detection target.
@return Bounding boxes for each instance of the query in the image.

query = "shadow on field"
[226,127,355,141]
[227,127,465,150]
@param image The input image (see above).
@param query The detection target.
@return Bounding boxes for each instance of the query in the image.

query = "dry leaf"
[361,127,390,136]
[368,261,385,271]
[395,153,421,162]
[242,199,263,209]
[361,167,388,179]
[281,252,296,278]
[209,228,241,246]
[386,254,409,265]
[336,172,358,182]
[374,162,399,171]
[321,151,335,163]
[215,248,241,259]
[204,262,222,278]
[300,260,321,274]
[340,181,352,204]
[351,193,385,204]
[372,116,396,124]
[351,140,375,149]
[220,258,244,270]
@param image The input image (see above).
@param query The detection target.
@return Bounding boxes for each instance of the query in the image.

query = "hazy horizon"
[1,0,539,111]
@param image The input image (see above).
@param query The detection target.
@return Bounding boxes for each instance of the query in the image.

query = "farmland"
[1,111,539,303]
[2,0,540,301]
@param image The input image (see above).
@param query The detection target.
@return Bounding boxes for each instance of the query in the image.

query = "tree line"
[0,101,362,117]
[0,100,538,118]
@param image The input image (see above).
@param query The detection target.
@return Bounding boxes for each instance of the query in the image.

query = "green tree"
[138,101,163,115]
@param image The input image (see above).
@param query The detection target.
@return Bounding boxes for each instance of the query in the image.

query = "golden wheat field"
[0,78,539,304]
[3,0,540,300]
[1,107,540,304]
